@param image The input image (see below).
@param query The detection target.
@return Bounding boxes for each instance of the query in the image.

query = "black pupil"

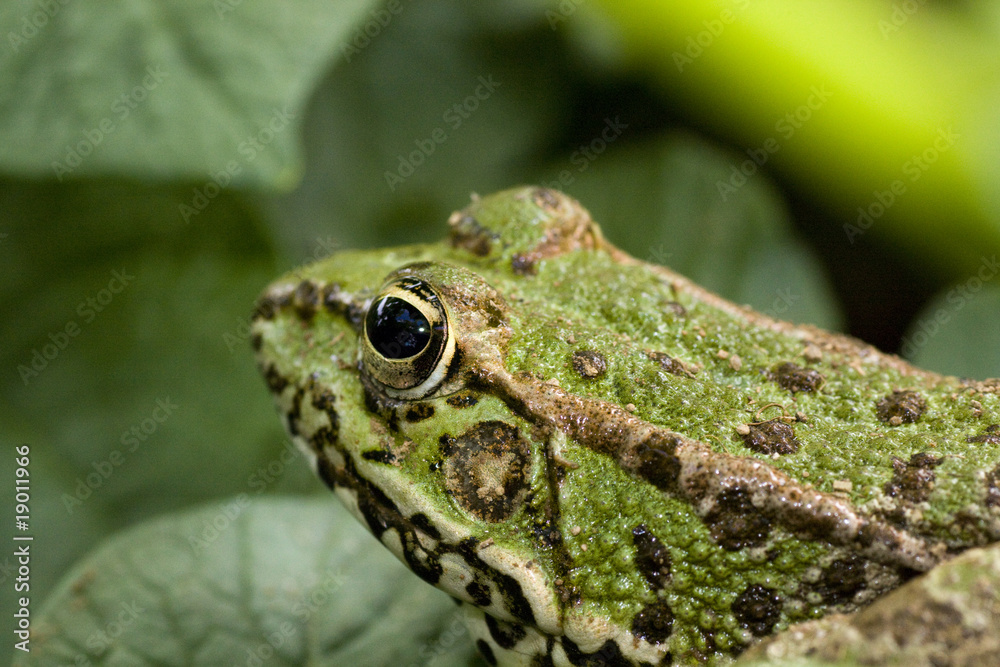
[366,296,431,359]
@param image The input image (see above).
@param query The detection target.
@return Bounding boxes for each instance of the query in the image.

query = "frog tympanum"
[252,187,1000,666]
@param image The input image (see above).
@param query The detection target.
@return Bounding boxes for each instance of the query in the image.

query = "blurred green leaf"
[266,0,565,254]
[587,0,1000,276]
[21,497,481,666]
[0,178,322,625]
[905,280,1000,380]
[0,436,112,667]
[0,0,380,188]
[542,132,844,330]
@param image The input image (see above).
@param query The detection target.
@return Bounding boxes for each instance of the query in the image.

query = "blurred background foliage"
[1,0,999,664]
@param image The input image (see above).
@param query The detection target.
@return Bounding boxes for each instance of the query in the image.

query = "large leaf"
[21,497,481,666]
[265,0,565,254]
[0,178,322,666]
[0,434,113,667]
[0,0,379,188]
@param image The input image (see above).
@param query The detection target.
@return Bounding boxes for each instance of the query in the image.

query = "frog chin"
[335,456,563,637]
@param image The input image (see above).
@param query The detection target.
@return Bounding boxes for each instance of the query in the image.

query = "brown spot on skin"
[404,403,435,423]
[986,463,1000,509]
[263,364,289,393]
[883,452,942,503]
[632,433,683,492]
[316,282,364,330]
[309,425,337,454]
[769,362,824,394]
[967,424,1000,445]
[646,350,695,377]
[732,584,782,637]
[449,214,496,257]
[466,581,491,607]
[442,421,532,522]
[311,386,335,411]
[703,488,773,550]
[632,525,671,590]
[484,614,527,650]
[510,254,537,276]
[630,598,674,645]
[738,419,800,455]
[532,187,562,211]
[252,290,292,321]
[475,639,497,666]
[506,189,604,275]
[361,449,395,464]
[320,282,342,310]
[876,390,927,425]
[307,389,340,451]
[250,332,263,351]
[286,388,305,436]
[293,280,320,321]
[446,393,479,409]
[698,628,718,657]
[571,349,607,379]
[252,300,276,321]
[665,301,686,317]
[809,556,869,605]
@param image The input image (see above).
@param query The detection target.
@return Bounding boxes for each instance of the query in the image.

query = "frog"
[251,186,1000,666]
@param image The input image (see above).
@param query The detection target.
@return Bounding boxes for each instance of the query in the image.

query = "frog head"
[253,187,633,658]
[253,186,1000,666]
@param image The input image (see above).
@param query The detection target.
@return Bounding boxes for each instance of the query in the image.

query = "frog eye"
[362,277,454,396]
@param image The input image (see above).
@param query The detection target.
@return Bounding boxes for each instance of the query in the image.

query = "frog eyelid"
[362,277,457,399]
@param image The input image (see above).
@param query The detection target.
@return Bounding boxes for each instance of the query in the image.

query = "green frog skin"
[251,187,1000,666]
